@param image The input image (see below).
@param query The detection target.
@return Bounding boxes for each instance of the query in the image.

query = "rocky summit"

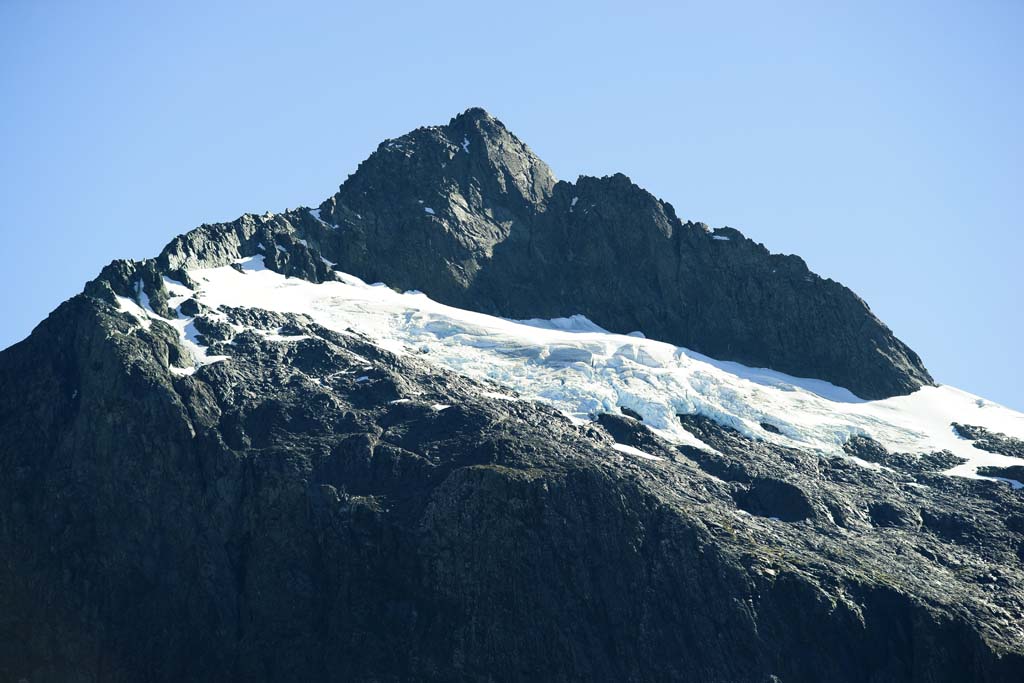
[2,108,1023,682]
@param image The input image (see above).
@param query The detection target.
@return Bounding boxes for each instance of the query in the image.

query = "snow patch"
[120,279,229,373]
[236,255,267,272]
[115,295,152,329]
[611,443,665,462]
[309,208,333,228]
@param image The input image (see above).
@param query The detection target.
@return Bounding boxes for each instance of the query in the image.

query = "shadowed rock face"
[312,107,931,400]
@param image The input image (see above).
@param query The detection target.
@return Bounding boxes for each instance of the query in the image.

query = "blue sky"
[2,1,1021,409]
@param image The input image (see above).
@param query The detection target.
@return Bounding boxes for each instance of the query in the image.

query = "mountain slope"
[1,108,1022,682]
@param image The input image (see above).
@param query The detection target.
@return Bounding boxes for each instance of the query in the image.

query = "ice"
[183,262,1024,482]
[136,280,152,313]
[236,255,267,272]
[611,443,664,461]
[516,315,606,333]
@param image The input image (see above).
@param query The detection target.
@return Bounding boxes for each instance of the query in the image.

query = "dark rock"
[844,434,966,474]
[732,478,815,522]
[619,405,644,421]
[977,466,1024,485]
[868,501,921,529]
[954,423,1024,458]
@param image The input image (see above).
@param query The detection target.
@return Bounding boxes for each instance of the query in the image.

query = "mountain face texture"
[313,108,932,401]
[2,108,1022,682]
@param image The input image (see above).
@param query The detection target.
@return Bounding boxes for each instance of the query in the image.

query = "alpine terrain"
[2,108,1023,682]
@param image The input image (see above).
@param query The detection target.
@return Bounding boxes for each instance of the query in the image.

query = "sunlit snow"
[116,278,229,375]
[172,261,1024,484]
[612,443,665,462]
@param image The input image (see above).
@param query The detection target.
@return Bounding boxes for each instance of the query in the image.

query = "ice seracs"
[179,260,1024,486]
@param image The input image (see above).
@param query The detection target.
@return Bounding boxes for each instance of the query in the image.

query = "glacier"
[127,255,1024,487]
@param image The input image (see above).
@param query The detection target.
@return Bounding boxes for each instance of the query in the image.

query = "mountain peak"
[449,105,496,126]
[139,109,933,399]
[321,107,555,229]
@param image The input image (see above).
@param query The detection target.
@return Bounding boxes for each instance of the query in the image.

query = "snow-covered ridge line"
[170,257,1024,484]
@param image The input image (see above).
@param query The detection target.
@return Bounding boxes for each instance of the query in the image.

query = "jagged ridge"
[104,107,932,399]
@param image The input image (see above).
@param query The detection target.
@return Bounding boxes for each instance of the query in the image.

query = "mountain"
[159,107,930,401]
[312,108,931,401]
[2,108,1022,682]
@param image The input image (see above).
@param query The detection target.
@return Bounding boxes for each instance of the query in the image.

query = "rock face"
[310,108,931,400]
[1,108,1018,682]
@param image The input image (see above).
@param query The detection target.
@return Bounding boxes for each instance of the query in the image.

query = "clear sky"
[2,1,1021,409]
